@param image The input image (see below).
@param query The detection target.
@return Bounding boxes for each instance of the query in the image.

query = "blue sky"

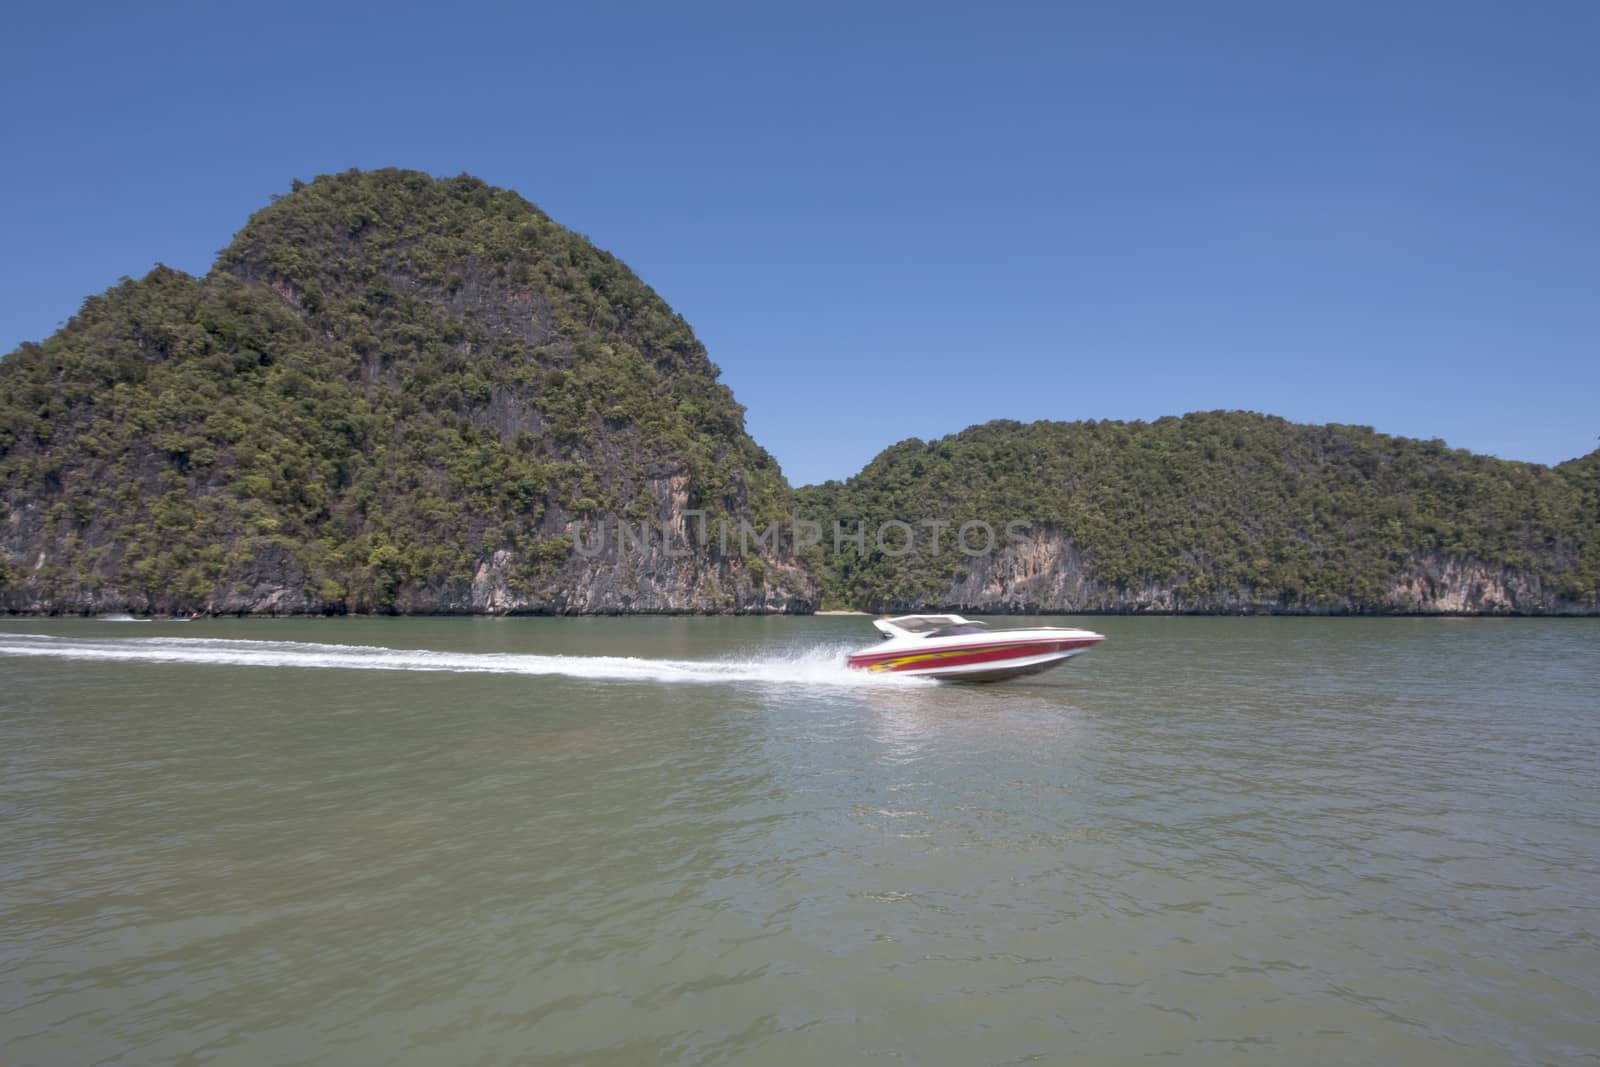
[2,0,1596,485]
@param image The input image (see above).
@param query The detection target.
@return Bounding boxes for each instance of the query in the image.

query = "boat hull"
[847,635,1102,683]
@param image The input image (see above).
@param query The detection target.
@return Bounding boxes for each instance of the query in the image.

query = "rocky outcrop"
[1380,553,1583,615]
[0,472,814,616]
[903,528,1598,616]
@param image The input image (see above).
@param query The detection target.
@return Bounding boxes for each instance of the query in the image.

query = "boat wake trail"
[0,633,928,688]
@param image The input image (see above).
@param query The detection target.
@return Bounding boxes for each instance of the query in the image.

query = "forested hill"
[0,169,813,614]
[797,414,1600,615]
[2,174,1594,617]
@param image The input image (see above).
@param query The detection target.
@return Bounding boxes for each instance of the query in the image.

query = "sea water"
[2,615,1596,1064]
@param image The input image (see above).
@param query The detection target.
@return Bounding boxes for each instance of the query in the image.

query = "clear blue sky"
[2,0,1596,485]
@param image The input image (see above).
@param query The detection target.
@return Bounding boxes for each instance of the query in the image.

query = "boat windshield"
[928,623,989,637]
[876,615,993,640]
[887,615,966,633]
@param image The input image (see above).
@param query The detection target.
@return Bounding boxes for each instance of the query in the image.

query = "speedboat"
[846,614,1104,682]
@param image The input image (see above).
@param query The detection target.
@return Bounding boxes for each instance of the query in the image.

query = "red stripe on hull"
[848,637,1102,672]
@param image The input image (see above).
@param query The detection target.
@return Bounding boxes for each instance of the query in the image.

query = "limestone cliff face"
[0,447,813,617]
[1379,554,1586,615]
[452,473,812,616]
[907,528,1598,616]
[0,513,812,618]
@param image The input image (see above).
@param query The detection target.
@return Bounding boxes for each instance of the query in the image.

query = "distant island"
[800,416,1598,615]
[1,170,1595,616]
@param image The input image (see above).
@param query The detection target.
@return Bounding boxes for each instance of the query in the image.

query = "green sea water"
[1,616,1596,1065]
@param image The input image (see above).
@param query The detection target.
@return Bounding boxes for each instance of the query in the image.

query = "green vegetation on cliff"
[0,169,803,613]
[798,414,1600,613]
[2,170,1594,616]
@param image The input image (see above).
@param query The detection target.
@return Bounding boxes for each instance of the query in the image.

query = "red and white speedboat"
[846,614,1104,682]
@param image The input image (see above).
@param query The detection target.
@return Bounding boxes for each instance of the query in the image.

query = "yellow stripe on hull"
[861,643,1045,672]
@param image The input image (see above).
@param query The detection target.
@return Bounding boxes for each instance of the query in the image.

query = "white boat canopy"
[872,614,991,638]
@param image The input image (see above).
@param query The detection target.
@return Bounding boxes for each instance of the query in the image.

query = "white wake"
[0,633,928,688]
